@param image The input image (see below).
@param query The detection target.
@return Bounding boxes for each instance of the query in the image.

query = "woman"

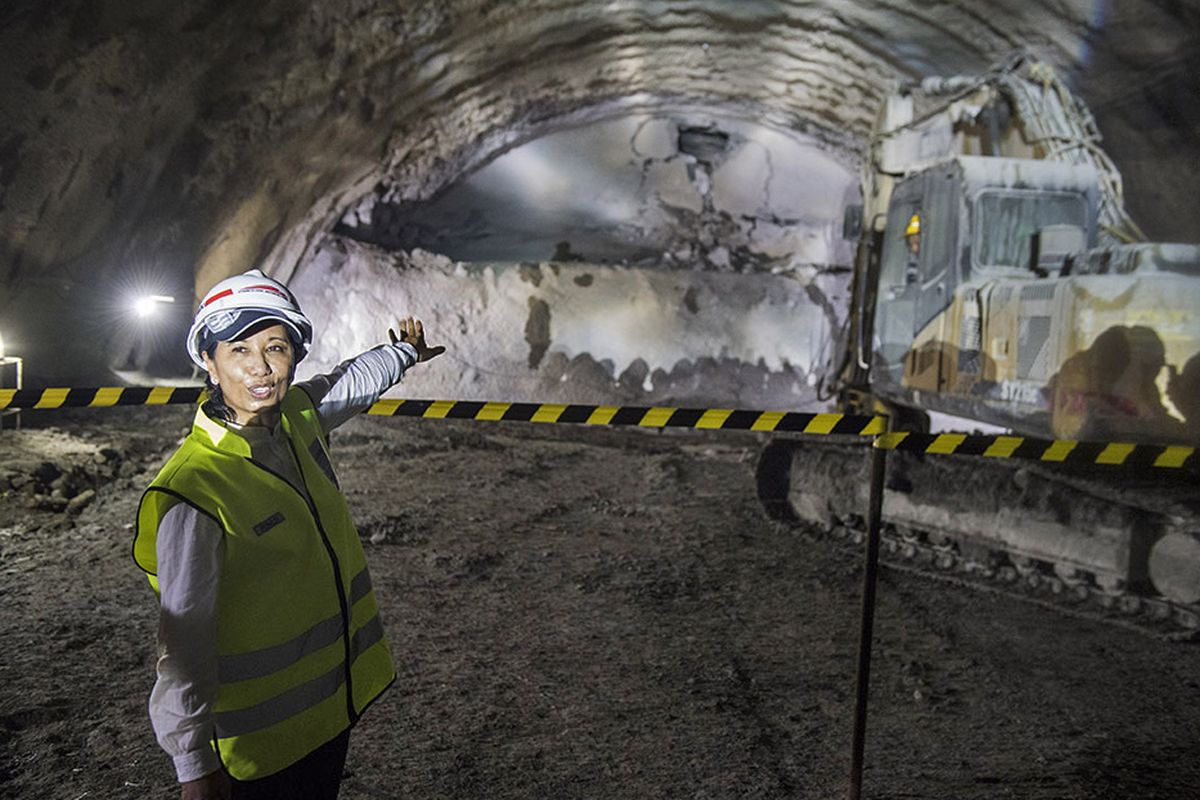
[133,269,443,799]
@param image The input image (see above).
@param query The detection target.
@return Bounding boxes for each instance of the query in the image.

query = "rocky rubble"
[1,452,115,514]
[2,436,133,515]
[0,408,191,529]
[2,410,1200,798]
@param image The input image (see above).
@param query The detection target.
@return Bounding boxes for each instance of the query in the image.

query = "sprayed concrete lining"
[337,114,861,271]
[2,1,1197,383]
[292,237,847,409]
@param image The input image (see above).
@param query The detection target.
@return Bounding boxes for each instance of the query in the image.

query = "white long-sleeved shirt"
[149,342,418,783]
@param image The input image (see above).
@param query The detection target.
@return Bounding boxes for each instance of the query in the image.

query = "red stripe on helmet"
[201,288,234,307]
[201,283,289,308]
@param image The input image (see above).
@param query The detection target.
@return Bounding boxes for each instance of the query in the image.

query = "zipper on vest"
[246,450,359,726]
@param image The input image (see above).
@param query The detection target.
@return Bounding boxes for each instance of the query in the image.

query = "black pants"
[230,729,351,800]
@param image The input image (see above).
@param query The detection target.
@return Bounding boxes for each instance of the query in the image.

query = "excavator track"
[757,438,1200,642]
[828,519,1199,642]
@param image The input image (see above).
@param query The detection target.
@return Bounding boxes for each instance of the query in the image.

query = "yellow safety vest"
[133,388,395,780]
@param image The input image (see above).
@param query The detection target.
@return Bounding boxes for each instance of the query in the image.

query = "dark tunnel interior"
[3,5,1200,800]
[1,0,1198,402]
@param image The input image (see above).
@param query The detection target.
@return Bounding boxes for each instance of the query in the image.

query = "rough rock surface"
[1,1,1197,382]
[291,236,846,409]
[336,114,861,270]
[1,407,1199,798]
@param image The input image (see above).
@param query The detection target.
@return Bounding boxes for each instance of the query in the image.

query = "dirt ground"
[1,405,1198,799]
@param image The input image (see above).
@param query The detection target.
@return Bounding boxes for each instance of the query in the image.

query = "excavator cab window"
[913,169,960,332]
[872,167,965,391]
[974,189,1087,272]
[879,201,922,292]
[873,200,923,383]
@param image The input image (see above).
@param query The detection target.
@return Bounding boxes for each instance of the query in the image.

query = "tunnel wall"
[292,236,846,410]
[1,1,1197,385]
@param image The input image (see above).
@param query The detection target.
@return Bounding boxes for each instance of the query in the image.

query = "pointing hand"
[388,317,446,363]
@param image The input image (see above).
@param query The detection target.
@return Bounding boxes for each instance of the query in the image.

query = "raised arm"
[296,317,444,432]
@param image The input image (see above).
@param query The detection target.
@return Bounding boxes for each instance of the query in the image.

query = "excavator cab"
[871,161,966,396]
[869,156,1105,424]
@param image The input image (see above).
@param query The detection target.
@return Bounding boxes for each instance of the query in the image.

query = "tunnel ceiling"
[1,0,1198,380]
[334,113,862,270]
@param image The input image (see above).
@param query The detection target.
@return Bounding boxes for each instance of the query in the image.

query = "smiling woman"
[131,268,444,800]
[203,324,297,427]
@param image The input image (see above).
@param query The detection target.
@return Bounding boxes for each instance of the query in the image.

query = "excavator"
[757,53,1200,636]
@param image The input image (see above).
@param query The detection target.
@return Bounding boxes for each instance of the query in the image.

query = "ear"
[201,350,219,384]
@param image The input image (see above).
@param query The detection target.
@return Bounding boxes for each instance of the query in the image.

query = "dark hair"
[202,373,235,422]
[200,339,235,422]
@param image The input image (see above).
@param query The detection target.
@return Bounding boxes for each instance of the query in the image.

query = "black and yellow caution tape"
[0,386,203,409]
[363,397,886,435]
[0,386,884,434]
[1,387,1193,469]
[872,430,1195,470]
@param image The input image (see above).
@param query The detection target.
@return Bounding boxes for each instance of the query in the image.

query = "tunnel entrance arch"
[282,109,861,411]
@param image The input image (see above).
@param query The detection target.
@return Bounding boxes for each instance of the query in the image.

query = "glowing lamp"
[133,294,176,318]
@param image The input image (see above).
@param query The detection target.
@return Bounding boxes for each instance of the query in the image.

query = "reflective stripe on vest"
[217,566,376,684]
[133,388,395,780]
[215,614,385,739]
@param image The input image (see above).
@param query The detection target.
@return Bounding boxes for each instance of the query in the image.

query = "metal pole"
[848,440,887,800]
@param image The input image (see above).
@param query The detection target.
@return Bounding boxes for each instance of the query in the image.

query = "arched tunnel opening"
[2,3,1200,798]
[295,111,859,409]
[2,0,1198,401]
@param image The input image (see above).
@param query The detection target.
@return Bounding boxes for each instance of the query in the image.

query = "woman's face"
[202,323,295,426]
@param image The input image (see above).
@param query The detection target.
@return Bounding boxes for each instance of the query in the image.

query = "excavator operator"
[904,212,921,283]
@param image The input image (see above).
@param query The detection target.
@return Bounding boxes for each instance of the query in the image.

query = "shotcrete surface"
[291,238,846,410]
[1,407,1199,799]
[3,1,1198,384]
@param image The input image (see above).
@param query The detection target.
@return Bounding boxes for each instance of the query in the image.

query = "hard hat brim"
[200,309,306,347]
[186,269,314,369]
[188,309,312,367]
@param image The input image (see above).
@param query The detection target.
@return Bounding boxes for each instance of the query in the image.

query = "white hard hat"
[186,269,313,368]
